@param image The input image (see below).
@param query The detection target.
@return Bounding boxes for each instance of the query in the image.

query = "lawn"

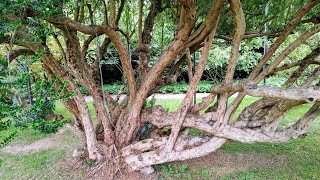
[0,97,319,179]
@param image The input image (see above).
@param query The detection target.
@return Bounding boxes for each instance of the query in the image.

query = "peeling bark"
[3,0,320,173]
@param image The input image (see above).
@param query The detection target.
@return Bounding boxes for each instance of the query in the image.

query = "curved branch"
[248,0,319,80]
[81,34,103,56]
[117,0,198,147]
[52,33,67,65]
[191,93,216,113]
[166,14,221,151]
[142,106,317,144]
[215,29,281,41]
[46,17,110,35]
[224,0,246,83]
[211,82,320,102]
[138,0,165,78]
[186,0,227,48]
[123,136,226,170]
[6,49,34,62]
[254,24,320,83]
[274,60,320,72]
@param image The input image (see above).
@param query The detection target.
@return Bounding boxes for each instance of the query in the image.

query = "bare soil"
[113,151,287,180]
[0,127,68,154]
[1,126,287,179]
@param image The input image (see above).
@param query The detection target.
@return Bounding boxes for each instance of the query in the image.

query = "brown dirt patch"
[5,125,285,179]
[54,150,287,180]
[175,151,287,176]
[0,127,68,154]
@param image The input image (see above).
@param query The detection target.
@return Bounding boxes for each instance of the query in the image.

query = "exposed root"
[86,143,124,179]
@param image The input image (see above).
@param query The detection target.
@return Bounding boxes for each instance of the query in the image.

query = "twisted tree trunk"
[2,0,320,175]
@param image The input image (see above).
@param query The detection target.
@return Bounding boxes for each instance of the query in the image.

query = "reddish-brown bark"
[2,0,320,174]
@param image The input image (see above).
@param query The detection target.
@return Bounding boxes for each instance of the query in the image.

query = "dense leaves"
[0,52,71,142]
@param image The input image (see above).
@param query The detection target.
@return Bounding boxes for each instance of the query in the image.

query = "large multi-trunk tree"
[1,0,320,174]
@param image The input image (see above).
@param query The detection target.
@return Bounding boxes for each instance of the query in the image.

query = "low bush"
[32,119,68,134]
[80,77,284,96]
[96,81,213,95]
[0,128,19,148]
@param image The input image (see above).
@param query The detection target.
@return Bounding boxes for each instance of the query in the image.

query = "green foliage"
[0,128,19,148]
[259,76,287,87]
[201,38,264,81]
[156,164,189,175]
[0,53,72,146]
[271,32,320,87]
[83,158,96,167]
[32,119,68,134]
[80,81,214,95]
[104,81,128,94]
[0,119,12,131]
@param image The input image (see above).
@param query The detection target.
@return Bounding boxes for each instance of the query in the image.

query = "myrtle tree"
[1,0,319,175]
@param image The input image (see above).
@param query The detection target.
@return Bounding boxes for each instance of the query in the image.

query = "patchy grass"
[9,128,51,145]
[0,129,80,180]
[151,97,320,179]
[219,119,320,179]
[0,96,319,179]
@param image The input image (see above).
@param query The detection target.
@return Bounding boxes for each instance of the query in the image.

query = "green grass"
[150,97,320,179]
[55,101,96,121]
[219,120,320,179]
[9,128,51,145]
[0,129,80,180]
[0,149,66,179]
[0,97,319,179]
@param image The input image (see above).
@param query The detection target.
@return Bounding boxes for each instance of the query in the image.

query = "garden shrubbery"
[0,55,70,147]
[79,76,289,96]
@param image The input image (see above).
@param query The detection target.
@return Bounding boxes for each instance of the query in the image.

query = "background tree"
[0,0,319,175]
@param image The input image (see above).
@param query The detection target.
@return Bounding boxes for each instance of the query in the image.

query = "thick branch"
[138,0,164,78]
[187,0,227,48]
[47,17,110,35]
[211,82,320,102]
[123,136,226,170]
[109,0,116,27]
[215,0,245,124]
[215,30,281,41]
[116,0,198,147]
[165,7,222,151]
[142,106,314,144]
